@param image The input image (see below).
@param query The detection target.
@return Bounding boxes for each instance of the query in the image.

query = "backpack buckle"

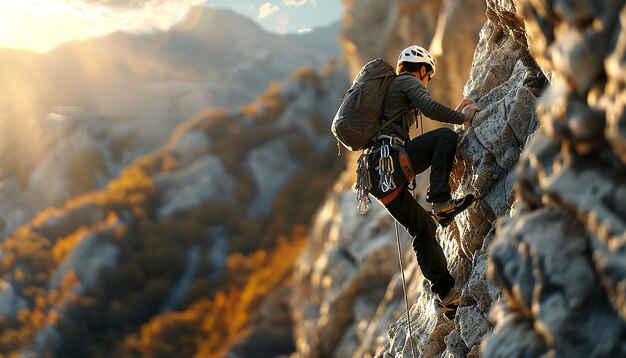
[377,134,404,149]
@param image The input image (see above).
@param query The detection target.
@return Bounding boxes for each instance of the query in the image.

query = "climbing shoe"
[437,288,461,321]
[431,194,475,227]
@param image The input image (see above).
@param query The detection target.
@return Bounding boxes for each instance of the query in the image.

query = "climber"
[366,45,480,319]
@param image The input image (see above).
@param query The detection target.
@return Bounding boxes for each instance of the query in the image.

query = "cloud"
[75,0,199,11]
[257,2,280,19]
[12,0,206,31]
[282,0,316,7]
[298,28,312,34]
[0,0,211,52]
[77,0,151,10]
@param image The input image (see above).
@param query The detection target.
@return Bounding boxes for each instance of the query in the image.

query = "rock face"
[484,0,626,356]
[310,0,626,356]
[291,0,551,357]
[292,1,502,357]
[372,15,544,356]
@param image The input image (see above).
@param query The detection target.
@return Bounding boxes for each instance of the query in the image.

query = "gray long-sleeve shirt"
[381,72,464,141]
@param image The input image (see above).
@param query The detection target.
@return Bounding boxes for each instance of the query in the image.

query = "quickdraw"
[355,152,372,214]
[355,135,406,213]
[378,143,396,193]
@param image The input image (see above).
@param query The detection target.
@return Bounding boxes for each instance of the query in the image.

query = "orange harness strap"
[380,187,403,205]
[398,147,416,182]
[378,147,415,206]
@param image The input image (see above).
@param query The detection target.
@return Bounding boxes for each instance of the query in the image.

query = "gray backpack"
[331,58,398,151]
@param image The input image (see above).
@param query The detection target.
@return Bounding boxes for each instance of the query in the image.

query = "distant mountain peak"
[172,6,263,34]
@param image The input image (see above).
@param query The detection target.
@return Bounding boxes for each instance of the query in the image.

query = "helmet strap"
[410,64,431,84]
[419,65,429,82]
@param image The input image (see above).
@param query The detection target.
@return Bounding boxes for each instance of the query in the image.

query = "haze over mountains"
[0,4,349,355]
[0,63,348,356]
[3,1,625,357]
[0,7,341,236]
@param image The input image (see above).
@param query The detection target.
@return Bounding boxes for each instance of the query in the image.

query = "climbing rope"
[394,221,418,357]
[419,111,424,137]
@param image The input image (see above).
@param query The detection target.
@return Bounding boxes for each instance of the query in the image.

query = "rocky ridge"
[0,8,340,238]
[484,0,626,356]
[376,9,545,354]
[301,0,626,356]
[289,0,499,356]
[0,64,348,356]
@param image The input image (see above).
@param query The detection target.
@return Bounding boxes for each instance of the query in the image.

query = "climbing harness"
[398,147,416,184]
[394,221,418,358]
[355,152,372,214]
[355,134,406,214]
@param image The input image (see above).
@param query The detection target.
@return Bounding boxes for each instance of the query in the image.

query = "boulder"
[484,0,626,356]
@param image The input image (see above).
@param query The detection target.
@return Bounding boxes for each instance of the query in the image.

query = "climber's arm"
[400,76,465,125]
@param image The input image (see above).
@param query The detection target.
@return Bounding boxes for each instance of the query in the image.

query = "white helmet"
[397,45,436,78]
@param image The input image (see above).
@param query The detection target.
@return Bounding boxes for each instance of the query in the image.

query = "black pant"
[405,127,459,203]
[369,128,458,297]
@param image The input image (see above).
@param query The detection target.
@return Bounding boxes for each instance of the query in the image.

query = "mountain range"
[2,1,626,357]
[0,59,348,356]
[0,7,341,237]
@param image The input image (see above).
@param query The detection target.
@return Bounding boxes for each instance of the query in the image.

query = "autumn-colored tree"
[124,227,308,358]
[0,67,344,356]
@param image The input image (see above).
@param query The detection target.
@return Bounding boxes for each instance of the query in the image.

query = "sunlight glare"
[0,1,110,52]
[0,0,203,53]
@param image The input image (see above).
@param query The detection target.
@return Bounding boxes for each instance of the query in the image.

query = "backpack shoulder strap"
[378,105,410,136]
[378,72,416,135]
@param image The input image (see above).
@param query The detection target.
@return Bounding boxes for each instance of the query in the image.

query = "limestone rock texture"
[291,0,555,357]
[291,171,420,358]
[484,0,626,356]
[374,8,544,355]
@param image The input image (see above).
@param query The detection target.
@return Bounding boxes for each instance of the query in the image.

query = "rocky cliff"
[291,0,487,356]
[293,0,626,356]
[286,1,608,357]
[485,0,626,356]
[374,1,548,354]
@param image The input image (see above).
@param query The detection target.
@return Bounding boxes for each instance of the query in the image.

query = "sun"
[0,1,111,53]
[0,1,201,53]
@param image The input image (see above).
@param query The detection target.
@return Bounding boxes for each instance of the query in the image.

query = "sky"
[0,0,343,53]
